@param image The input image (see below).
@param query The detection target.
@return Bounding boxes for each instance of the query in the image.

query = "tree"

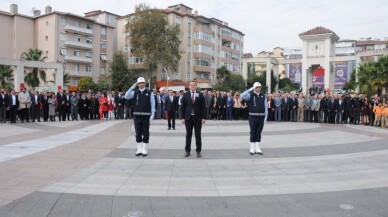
[278,77,299,93]
[343,69,356,92]
[128,3,182,87]
[109,50,133,90]
[78,77,95,92]
[216,66,231,83]
[356,61,378,96]
[49,72,71,86]
[20,48,47,88]
[0,65,14,91]
[355,55,388,96]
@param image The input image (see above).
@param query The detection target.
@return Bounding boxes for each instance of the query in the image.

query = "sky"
[1,0,387,54]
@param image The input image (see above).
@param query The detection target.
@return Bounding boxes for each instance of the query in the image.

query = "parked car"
[334,89,346,94]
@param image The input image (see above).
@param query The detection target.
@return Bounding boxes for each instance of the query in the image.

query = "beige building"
[117,4,245,89]
[0,4,115,90]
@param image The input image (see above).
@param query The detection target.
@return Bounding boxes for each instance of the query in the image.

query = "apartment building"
[0,4,114,89]
[117,4,244,89]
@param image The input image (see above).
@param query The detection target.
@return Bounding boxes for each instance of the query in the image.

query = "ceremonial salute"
[241,82,268,155]
[124,77,155,157]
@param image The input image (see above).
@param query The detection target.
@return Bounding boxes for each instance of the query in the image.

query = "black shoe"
[197,152,202,158]
[168,128,171,130]
[172,127,175,130]
[184,152,190,157]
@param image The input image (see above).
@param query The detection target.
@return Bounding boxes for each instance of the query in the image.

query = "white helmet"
[137,77,146,83]
[253,82,262,88]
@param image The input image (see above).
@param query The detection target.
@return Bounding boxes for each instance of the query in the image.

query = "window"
[187,60,191,66]
[45,51,48,56]
[129,57,143,64]
[74,51,80,56]
[195,58,210,67]
[75,35,81,42]
[100,40,107,48]
[174,73,179,80]
[175,16,181,25]
[86,38,93,44]
[60,17,66,26]
[86,51,92,58]
[105,14,110,25]
[194,44,212,55]
[101,28,107,35]
[45,36,48,41]
[186,73,191,81]
[86,65,92,72]
[124,45,129,52]
[75,21,80,27]
[74,64,80,72]
[195,32,212,42]
[100,54,107,61]
[60,48,66,55]
[60,32,67,41]
[45,21,49,26]
[187,45,191,52]
[86,24,93,30]
[72,78,78,86]
[100,67,106,75]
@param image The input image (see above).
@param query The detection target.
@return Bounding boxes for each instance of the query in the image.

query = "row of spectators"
[1,87,387,128]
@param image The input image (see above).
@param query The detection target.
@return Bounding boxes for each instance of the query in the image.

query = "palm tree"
[0,65,14,91]
[49,72,71,86]
[356,61,377,96]
[374,55,388,94]
[20,48,47,88]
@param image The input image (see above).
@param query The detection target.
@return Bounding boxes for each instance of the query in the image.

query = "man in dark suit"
[180,81,206,158]
[0,89,8,123]
[41,91,49,122]
[30,90,41,122]
[166,90,178,130]
[335,95,345,124]
[8,89,18,123]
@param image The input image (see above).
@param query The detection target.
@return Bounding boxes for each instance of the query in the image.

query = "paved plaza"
[0,119,388,217]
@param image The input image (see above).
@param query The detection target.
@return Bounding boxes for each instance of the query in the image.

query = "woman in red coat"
[99,93,108,120]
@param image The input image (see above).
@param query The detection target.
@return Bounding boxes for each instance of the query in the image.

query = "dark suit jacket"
[335,99,345,111]
[180,90,206,120]
[166,95,178,112]
[8,94,19,107]
[0,93,8,107]
[30,94,41,107]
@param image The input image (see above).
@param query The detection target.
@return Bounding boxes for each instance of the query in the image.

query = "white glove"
[129,82,138,91]
[248,86,255,92]
[149,114,154,121]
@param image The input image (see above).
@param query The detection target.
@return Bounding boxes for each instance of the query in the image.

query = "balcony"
[68,71,93,77]
[65,55,93,64]
[193,65,211,73]
[64,25,93,36]
[64,41,93,50]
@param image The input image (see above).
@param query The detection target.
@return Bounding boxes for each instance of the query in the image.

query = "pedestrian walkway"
[0,120,387,217]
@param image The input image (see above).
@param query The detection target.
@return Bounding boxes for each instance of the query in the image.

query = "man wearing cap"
[125,77,155,157]
[241,82,268,155]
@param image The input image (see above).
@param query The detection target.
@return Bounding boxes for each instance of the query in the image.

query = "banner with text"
[288,63,302,85]
[334,61,348,85]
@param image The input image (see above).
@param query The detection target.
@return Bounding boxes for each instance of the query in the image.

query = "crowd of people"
[0,87,387,128]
